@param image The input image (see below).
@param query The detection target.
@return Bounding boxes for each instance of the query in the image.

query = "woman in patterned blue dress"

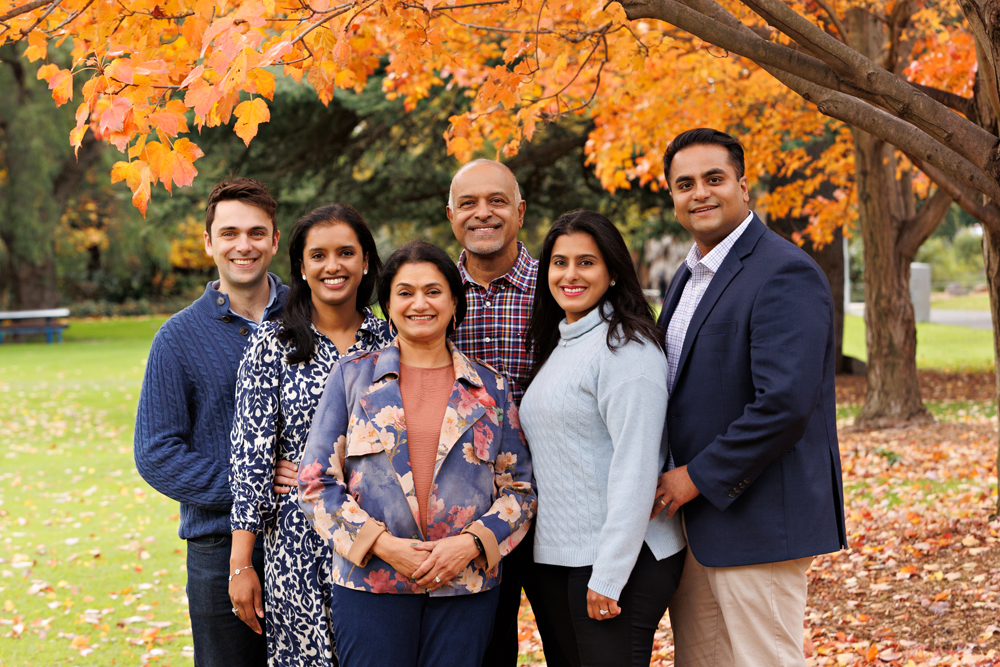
[228,204,392,666]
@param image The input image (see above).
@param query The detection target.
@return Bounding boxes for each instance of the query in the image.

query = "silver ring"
[599,609,608,615]
[658,498,667,506]
[434,576,442,583]
[232,607,238,615]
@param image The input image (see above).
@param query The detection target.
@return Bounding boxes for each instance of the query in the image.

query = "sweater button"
[222,316,231,323]
[239,327,249,336]
[216,296,225,305]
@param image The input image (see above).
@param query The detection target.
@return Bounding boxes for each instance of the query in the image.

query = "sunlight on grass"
[843,315,994,372]
[929,293,990,311]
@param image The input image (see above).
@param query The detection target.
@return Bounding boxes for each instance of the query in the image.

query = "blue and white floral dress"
[230,309,392,667]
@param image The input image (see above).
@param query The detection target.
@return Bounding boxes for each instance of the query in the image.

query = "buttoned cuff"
[462,522,500,571]
[347,518,386,567]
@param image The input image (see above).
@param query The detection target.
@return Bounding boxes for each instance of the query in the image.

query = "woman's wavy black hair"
[279,203,382,365]
[525,209,664,381]
[377,240,467,338]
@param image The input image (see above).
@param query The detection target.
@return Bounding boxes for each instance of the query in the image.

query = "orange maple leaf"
[233,97,270,146]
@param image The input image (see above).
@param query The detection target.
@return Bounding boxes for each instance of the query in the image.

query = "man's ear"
[204,231,212,256]
[517,200,526,227]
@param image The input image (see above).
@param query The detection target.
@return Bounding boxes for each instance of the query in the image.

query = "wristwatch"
[470,533,485,556]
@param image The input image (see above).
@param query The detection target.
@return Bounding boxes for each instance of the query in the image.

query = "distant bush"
[915,227,985,290]
[70,297,192,318]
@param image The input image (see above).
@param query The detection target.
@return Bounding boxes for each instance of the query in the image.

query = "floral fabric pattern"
[298,341,536,596]
[229,309,392,667]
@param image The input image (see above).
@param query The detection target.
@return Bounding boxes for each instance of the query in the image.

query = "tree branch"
[0,0,53,22]
[898,187,952,260]
[915,157,1000,235]
[908,82,974,118]
[733,0,999,172]
[761,65,1000,202]
[812,0,848,45]
[616,0,1000,182]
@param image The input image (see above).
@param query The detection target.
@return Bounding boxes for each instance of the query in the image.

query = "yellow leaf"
[233,98,269,146]
[246,68,275,99]
[48,68,74,106]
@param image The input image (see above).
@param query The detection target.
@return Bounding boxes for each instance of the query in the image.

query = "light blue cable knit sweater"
[520,304,685,600]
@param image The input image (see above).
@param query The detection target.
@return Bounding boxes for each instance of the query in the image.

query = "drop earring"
[452,314,457,330]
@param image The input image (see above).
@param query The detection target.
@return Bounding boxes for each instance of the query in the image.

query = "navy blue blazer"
[658,215,846,568]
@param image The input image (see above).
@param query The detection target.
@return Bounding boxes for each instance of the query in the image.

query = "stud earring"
[610,280,616,286]
[363,269,368,275]
[301,274,307,281]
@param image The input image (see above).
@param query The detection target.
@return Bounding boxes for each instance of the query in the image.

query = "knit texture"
[134,277,288,540]
[519,304,685,601]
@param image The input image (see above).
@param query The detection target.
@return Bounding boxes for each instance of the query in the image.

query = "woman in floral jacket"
[299,240,535,667]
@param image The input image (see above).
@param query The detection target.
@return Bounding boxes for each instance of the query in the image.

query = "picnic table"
[0,308,71,344]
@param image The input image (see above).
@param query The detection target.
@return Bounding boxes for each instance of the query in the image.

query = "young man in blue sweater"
[134,178,288,667]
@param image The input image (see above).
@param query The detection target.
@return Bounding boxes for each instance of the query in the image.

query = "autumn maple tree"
[1,0,993,442]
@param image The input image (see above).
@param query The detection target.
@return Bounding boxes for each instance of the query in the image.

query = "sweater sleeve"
[229,328,280,535]
[588,344,669,601]
[133,329,233,511]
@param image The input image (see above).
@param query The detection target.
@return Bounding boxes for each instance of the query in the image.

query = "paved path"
[846,303,992,330]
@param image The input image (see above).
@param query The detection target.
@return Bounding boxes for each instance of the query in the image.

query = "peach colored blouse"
[398,363,455,531]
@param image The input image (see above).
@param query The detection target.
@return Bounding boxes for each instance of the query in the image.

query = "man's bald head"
[447,159,526,260]
[448,159,522,210]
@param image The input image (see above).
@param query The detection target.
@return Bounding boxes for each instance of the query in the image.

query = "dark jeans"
[186,534,268,667]
[481,523,570,667]
[534,545,686,667]
[331,586,501,667]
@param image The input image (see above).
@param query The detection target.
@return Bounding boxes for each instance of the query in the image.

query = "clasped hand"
[373,533,479,592]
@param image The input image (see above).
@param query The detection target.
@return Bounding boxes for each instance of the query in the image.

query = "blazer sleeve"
[685,257,833,512]
[298,362,386,567]
[462,380,536,571]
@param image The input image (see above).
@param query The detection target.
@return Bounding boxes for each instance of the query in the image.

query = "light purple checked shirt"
[666,212,753,389]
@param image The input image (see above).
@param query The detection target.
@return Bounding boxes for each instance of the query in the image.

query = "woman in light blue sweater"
[520,209,686,667]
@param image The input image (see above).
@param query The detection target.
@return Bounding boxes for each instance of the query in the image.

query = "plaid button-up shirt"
[666,212,752,389]
[451,242,538,404]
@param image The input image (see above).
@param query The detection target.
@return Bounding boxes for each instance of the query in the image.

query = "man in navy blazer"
[650,128,846,667]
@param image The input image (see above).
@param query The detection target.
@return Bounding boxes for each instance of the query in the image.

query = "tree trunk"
[853,128,933,426]
[982,224,1000,516]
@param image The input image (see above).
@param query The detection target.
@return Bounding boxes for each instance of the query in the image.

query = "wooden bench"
[0,308,71,344]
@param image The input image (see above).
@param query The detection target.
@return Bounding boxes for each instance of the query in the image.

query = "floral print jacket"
[298,341,536,596]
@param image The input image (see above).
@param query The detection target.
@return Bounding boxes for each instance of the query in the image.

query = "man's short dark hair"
[663,128,746,184]
[205,178,278,236]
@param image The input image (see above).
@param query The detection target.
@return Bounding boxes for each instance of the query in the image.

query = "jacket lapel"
[432,344,488,483]
[359,344,421,532]
[658,264,691,330]
[672,216,767,388]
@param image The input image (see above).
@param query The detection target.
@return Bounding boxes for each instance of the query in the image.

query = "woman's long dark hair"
[377,241,467,338]
[525,209,665,381]
[279,204,382,365]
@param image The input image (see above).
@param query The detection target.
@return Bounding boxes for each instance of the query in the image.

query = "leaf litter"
[3,365,999,665]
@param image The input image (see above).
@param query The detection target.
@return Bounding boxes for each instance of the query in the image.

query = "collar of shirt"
[211,274,278,329]
[683,211,754,275]
[309,306,383,343]
[457,241,536,292]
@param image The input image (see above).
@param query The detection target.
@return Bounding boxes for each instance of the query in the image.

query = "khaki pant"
[668,543,812,667]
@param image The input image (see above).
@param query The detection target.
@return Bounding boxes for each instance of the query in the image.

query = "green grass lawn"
[0,315,186,666]
[843,314,995,371]
[0,312,995,664]
[929,293,990,311]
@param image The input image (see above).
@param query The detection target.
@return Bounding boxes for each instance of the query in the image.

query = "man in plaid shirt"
[447,159,565,667]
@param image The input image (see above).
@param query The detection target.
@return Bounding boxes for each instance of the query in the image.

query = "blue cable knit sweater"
[134,277,288,540]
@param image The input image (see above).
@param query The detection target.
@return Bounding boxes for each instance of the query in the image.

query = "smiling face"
[447,162,525,258]
[668,143,750,256]
[548,232,613,325]
[203,200,279,292]
[387,262,458,345]
[302,222,368,312]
